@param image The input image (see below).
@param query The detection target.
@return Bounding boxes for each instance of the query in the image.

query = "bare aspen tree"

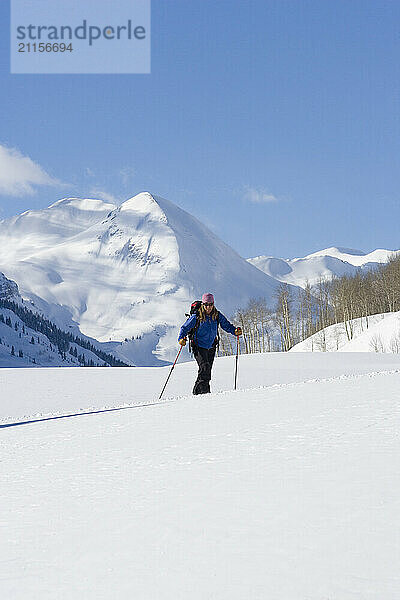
[369,334,385,353]
[315,277,333,331]
[274,283,294,351]
[297,282,317,342]
[315,328,327,351]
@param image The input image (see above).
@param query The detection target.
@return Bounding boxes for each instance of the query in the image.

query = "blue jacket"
[178,311,236,349]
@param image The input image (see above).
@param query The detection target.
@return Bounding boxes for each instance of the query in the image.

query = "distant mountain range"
[0,192,397,367]
[247,247,399,288]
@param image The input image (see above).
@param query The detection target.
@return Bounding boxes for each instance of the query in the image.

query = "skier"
[178,293,242,395]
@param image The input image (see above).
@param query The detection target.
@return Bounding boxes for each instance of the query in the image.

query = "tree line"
[219,253,400,354]
[0,299,129,366]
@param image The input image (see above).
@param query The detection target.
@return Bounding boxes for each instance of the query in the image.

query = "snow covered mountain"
[2,192,396,366]
[0,192,290,365]
[248,246,399,288]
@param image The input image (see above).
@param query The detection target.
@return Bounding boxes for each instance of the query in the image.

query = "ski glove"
[178,337,187,346]
[235,327,242,336]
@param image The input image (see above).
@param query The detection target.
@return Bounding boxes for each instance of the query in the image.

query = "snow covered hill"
[291,310,400,353]
[1,353,399,599]
[248,246,399,288]
[0,272,128,367]
[0,192,293,365]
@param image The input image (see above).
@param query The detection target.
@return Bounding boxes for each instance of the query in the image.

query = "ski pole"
[234,334,240,390]
[158,345,183,400]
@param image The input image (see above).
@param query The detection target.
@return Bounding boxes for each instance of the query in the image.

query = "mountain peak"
[119,192,167,222]
[303,247,366,260]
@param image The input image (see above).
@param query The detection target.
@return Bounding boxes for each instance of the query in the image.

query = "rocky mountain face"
[0,272,19,299]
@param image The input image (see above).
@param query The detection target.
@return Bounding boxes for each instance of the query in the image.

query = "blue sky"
[0,0,399,258]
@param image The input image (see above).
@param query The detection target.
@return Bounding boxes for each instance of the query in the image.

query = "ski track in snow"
[1,366,399,428]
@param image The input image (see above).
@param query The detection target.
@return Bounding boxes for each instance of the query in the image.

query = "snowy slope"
[0,192,291,365]
[0,307,75,367]
[248,246,400,288]
[0,271,127,368]
[1,354,399,599]
[0,272,69,367]
[0,197,115,262]
[0,306,120,368]
[291,310,400,353]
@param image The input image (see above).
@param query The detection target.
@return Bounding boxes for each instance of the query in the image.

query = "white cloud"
[85,167,95,177]
[89,187,119,205]
[119,166,136,185]
[242,186,280,204]
[0,144,62,196]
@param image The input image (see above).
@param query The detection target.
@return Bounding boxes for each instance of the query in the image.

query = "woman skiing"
[178,293,242,395]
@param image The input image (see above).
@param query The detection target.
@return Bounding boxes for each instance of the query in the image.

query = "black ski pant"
[192,344,216,395]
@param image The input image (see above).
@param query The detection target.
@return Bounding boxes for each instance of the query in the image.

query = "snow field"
[1,352,400,424]
[1,353,399,598]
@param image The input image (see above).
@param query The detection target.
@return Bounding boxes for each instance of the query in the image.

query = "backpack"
[185,300,220,353]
